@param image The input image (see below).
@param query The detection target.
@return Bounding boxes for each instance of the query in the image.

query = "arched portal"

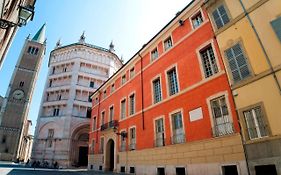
[70,124,89,167]
[105,139,115,171]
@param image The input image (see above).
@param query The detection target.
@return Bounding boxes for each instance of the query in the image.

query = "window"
[255,165,277,175]
[151,48,159,61]
[120,99,126,119]
[49,80,52,87]
[129,94,135,115]
[157,167,165,175]
[222,165,238,175]
[95,97,99,103]
[92,117,96,131]
[99,166,103,170]
[101,111,105,126]
[90,81,94,88]
[212,5,230,29]
[129,127,136,150]
[1,135,6,143]
[47,129,54,147]
[192,12,203,29]
[100,137,104,153]
[53,108,60,116]
[176,167,186,175]
[109,106,114,122]
[92,140,95,153]
[155,118,165,147]
[120,166,126,173]
[103,90,107,98]
[130,167,135,174]
[111,84,115,93]
[210,96,233,137]
[225,43,251,82]
[52,67,55,74]
[164,36,173,51]
[271,17,281,42]
[27,46,39,55]
[153,78,162,103]
[243,106,268,140]
[63,67,67,72]
[19,81,24,87]
[122,74,126,85]
[167,68,179,96]
[120,131,127,152]
[200,45,218,78]
[171,112,185,144]
[130,67,135,79]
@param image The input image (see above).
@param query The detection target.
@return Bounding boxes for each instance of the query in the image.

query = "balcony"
[171,133,186,144]
[100,120,119,131]
[212,122,234,137]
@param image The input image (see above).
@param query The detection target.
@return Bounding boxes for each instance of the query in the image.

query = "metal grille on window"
[243,106,268,140]
[167,68,179,96]
[211,96,233,137]
[153,78,162,103]
[225,43,250,82]
[212,5,230,29]
[200,46,218,78]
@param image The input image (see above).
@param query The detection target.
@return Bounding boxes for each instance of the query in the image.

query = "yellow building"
[204,0,281,174]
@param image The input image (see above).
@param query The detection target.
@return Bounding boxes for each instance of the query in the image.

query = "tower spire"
[109,40,115,52]
[32,23,46,44]
[55,38,62,49]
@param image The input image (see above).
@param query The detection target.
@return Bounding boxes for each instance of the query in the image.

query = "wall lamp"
[113,126,128,138]
[0,5,34,29]
[179,19,184,26]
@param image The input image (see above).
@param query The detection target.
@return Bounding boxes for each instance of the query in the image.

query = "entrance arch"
[105,139,115,171]
[70,124,89,167]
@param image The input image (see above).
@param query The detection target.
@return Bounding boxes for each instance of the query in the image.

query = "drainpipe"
[203,6,251,175]
[238,0,281,93]
[96,90,101,144]
[137,53,145,130]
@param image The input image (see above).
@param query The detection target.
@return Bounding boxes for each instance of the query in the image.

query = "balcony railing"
[154,137,165,147]
[100,120,119,131]
[171,133,186,144]
[212,122,234,137]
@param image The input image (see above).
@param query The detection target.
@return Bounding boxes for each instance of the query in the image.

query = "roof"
[32,23,46,44]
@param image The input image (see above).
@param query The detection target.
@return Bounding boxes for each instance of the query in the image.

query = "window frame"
[163,36,173,51]
[190,9,204,29]
[165,65,180,97]
[151,75,162,104]
[129,126,136,151]
[92,116,97,131]
[151,47,159,61]
[121,74,127,85]
[129,67,135,79]
[196,40,221,79]
[120,97,127,120]
[210,2,231,30]
[153,116,166,147]
[109,105,114,122]
[128,92,136,116]
[169,108,185,144]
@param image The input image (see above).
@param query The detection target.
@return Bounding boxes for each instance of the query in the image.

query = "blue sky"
[0,0,191,134]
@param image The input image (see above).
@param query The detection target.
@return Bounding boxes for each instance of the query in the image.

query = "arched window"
[19,81,24,87]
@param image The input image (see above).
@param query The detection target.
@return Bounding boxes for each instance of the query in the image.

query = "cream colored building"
[204,0,281,174]
[18,120,33,162]
[31,34,122,168]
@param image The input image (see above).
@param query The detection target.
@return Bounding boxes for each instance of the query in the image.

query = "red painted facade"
[89,3,239,155]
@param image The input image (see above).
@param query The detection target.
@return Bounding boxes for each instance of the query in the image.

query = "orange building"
[89,0,248,174]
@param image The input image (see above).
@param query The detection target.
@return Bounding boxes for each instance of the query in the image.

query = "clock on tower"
[0,24,46,161]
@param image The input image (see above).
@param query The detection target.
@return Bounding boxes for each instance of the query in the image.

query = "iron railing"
[171,133,186,144]
[100,120,119,131]
[212,122,234,137]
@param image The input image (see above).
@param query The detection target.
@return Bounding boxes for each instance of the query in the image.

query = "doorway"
[106,139,115,171]
[78,146,88,166]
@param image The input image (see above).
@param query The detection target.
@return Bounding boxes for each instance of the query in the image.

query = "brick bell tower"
[0,24,46,161]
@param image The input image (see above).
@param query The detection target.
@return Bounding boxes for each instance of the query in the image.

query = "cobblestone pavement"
[0,162,121,175]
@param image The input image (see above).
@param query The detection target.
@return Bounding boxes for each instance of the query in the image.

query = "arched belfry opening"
[105,139,115,171]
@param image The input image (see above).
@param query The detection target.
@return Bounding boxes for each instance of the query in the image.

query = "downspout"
[137,53,145,130]
[238,0,281,93]
[96,90,101,144]
[202,4,250,174]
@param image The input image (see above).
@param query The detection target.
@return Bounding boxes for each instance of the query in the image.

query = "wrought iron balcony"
[212,122,234,137]
[154,137,166,147]
[171,133,186,144]
[100,120,119,131]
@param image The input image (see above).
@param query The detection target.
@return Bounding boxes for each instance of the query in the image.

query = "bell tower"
[0,24,46,161]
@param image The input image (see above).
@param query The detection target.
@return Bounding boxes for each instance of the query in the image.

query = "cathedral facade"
[31,34,122,168]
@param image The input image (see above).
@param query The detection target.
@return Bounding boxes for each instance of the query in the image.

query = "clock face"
[12,90,25,100]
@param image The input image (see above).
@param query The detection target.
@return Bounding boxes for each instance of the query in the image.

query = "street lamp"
[0,5,34,29]
[113,126,127,138]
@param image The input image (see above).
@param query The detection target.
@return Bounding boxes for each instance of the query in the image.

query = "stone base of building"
[0,153,13,161]
[88,134,248,175]
[245,136,281,175]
